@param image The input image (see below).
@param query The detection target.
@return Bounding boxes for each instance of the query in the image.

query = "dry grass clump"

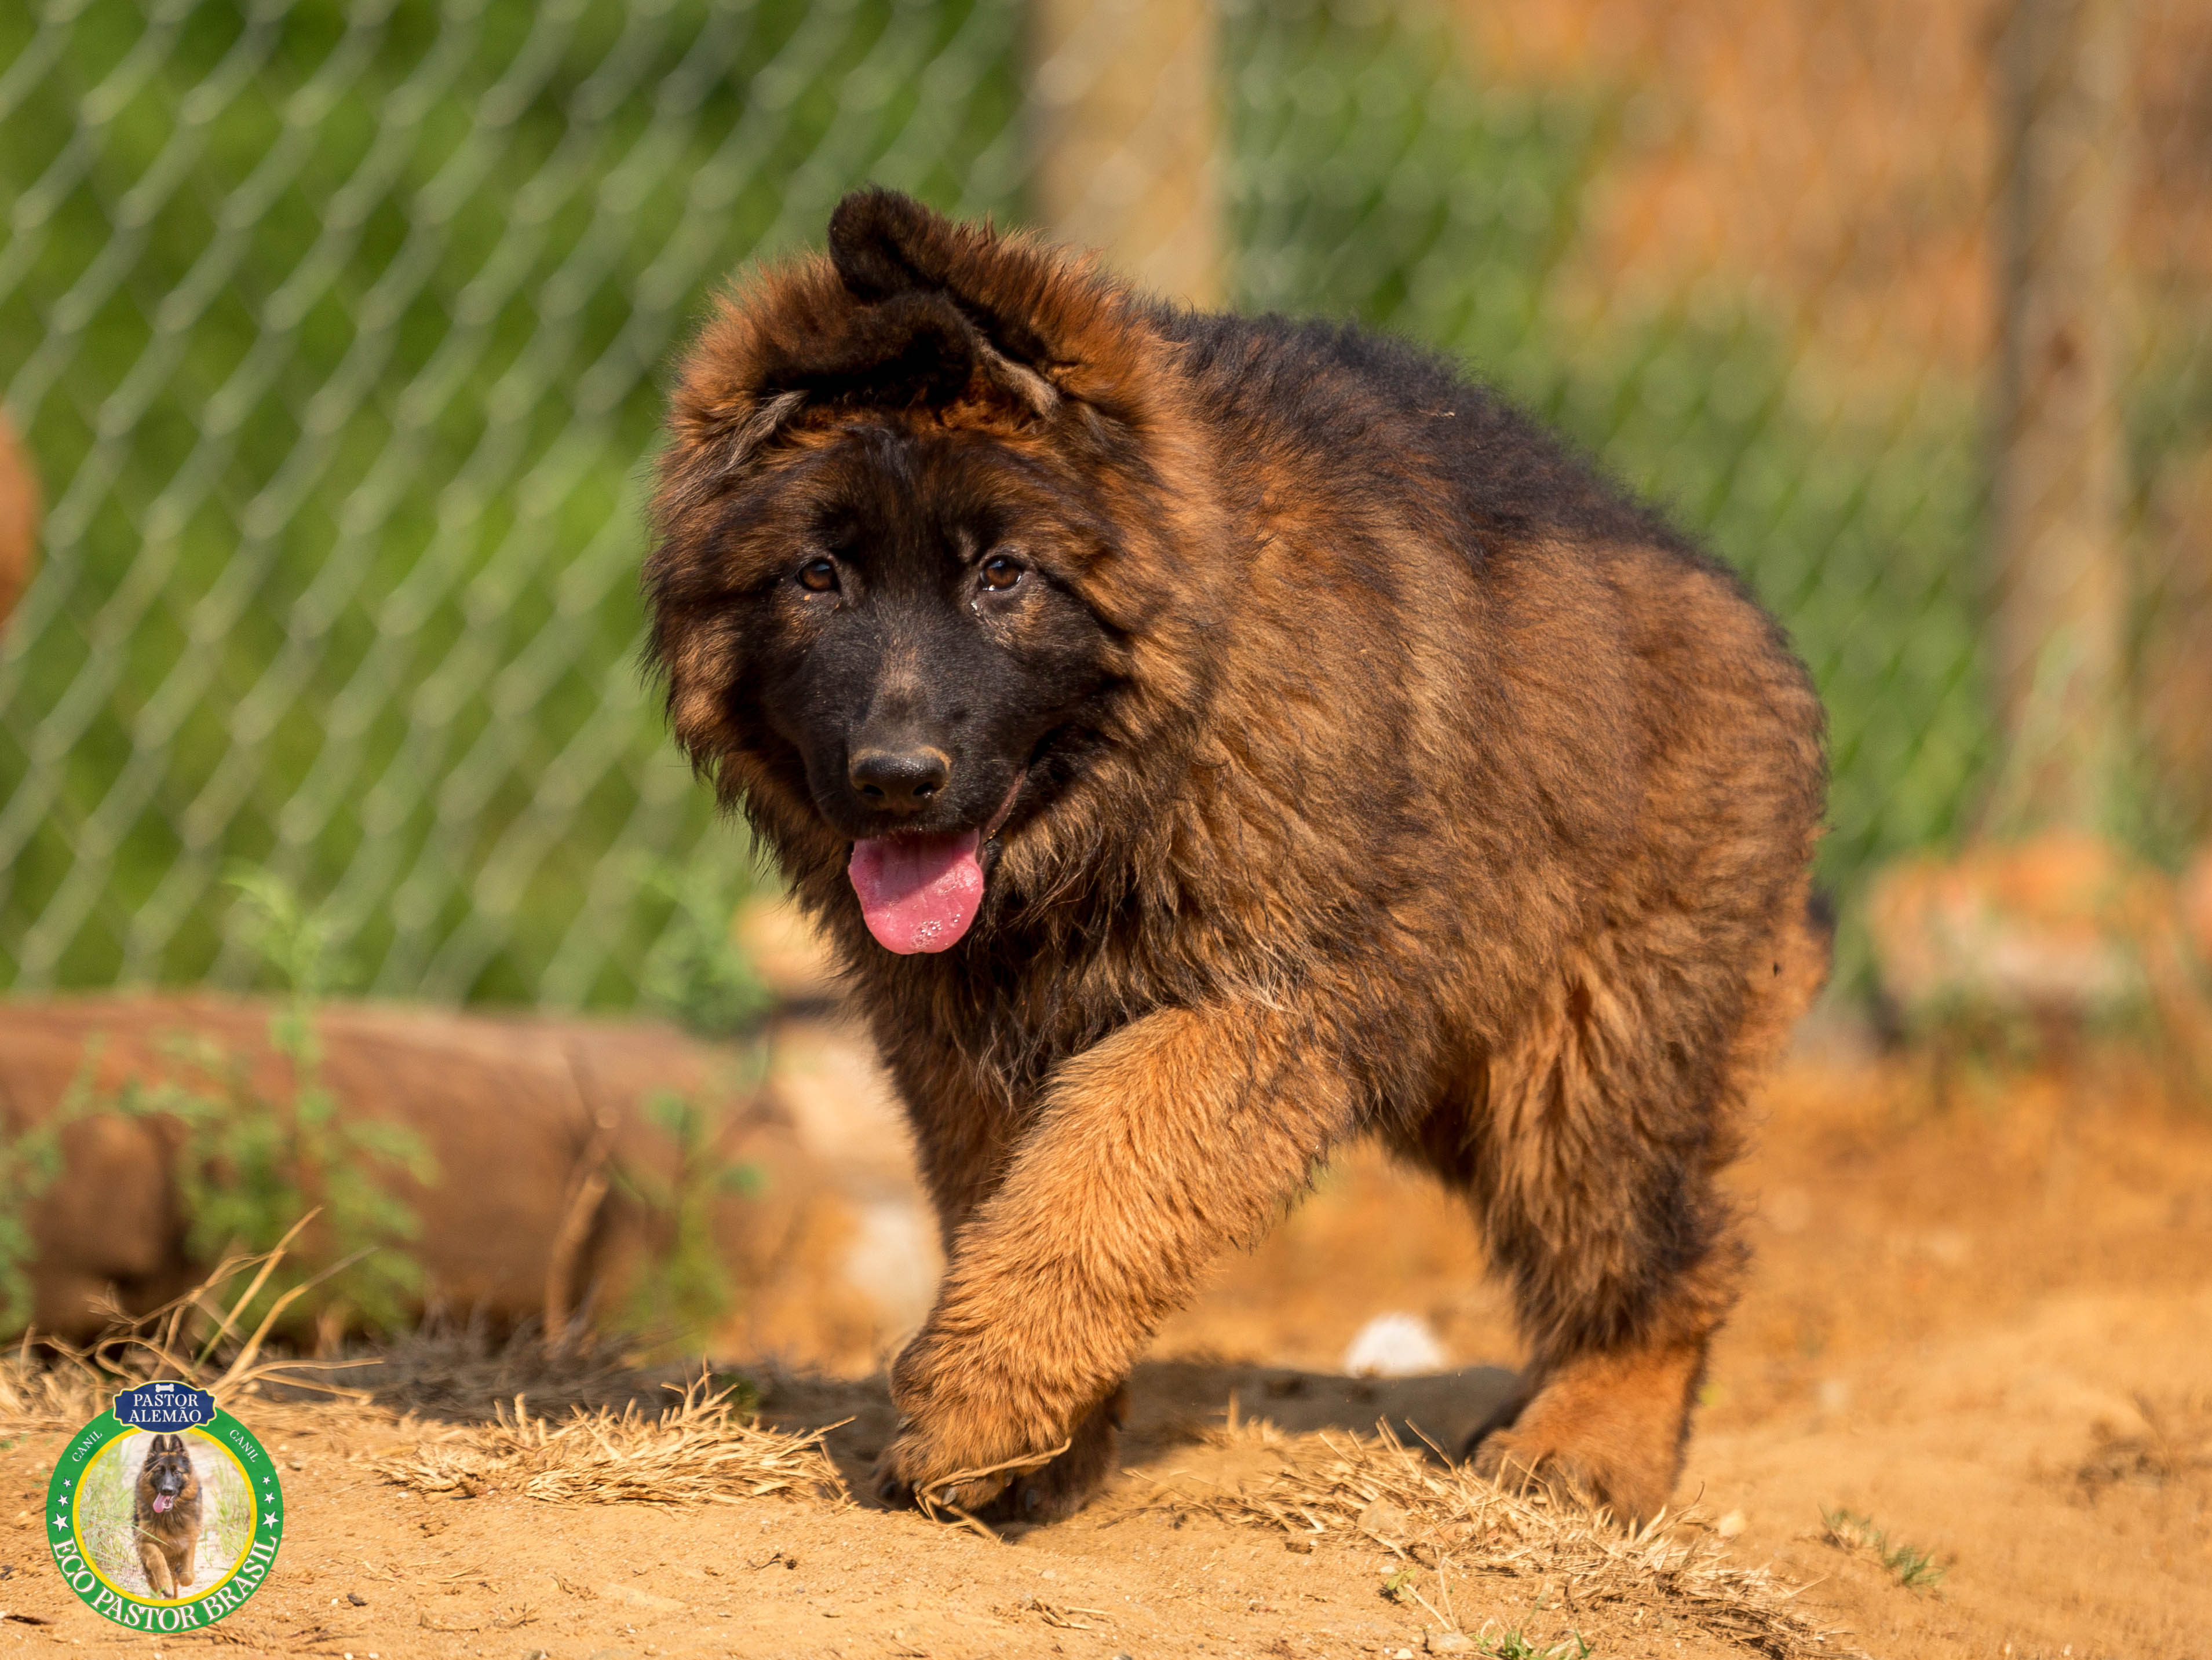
[371,1376,847,1507]
[0,1230,844,1517]
[1181,1420,1857,1660]
[0,1222,374,1434]
[0,1344,111,1434]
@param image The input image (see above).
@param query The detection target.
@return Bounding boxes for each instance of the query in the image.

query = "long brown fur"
[133,1432,203,1599]
[646,191,1828,1524]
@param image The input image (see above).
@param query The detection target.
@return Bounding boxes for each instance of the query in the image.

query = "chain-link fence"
[2,0,2208,1008]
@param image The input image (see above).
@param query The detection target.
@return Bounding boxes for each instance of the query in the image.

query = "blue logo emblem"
[112,1383,217,1430]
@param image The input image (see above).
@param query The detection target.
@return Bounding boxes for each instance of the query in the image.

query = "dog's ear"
[826,188,1058,372]
[748,279,1017,418]
[720,188,1071,429]
[658,189,1153,500]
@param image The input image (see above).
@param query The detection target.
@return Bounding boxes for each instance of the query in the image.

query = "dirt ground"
[1,1033,2208,1660]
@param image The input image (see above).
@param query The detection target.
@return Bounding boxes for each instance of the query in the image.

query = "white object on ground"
[1341,1311,1447,1377]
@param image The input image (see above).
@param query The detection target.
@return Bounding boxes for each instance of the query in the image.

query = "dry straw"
[0,1226,846,1516]
[371,1378,848,1506]
[1173,1417,1859,1660]
[0,1217,375,1434]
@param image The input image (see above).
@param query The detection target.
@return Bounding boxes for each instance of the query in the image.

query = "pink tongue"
[848,831,984,955]
[152,1495,172,1513]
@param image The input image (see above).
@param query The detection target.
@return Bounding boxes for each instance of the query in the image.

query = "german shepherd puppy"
[647,190,1828,1524]
[133,1433,202,1597]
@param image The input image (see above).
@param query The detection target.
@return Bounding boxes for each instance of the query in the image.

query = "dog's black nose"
[849,747,950,814]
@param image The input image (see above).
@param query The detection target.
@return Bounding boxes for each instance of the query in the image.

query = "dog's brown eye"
[797,557,838,592]
[980,555,1023,591]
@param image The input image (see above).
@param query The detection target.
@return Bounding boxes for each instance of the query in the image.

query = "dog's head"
[648,190,1222,956]
[140,1434,195,1513]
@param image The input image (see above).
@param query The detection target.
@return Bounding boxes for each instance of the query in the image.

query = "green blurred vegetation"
[4,0,2202,1009]
[0,0,1024,1007]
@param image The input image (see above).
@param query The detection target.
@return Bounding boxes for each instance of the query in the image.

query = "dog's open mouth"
[151,1494,174,1513]
[848,770,1024,955]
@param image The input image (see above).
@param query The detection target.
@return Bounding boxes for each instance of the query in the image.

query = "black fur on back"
[1144,304,1709,572]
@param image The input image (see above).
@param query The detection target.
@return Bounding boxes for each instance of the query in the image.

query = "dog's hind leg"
[1454,886,1826,1523]
[874,1003,1359,1518]
[1453,942,1751,1522]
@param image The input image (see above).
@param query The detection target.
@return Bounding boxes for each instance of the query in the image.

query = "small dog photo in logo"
[49,1384,283,1630]
[75,1429,251,1602]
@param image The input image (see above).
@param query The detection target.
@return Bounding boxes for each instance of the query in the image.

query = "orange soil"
[1,1044,2207,1659]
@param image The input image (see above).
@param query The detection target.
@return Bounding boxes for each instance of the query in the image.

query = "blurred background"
[5,14,2211,1642]
[2,0,2211,1363]
[3,0,2208,1013]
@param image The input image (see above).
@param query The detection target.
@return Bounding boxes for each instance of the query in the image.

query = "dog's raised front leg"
[874,1002,1356,1519]
[138,1535,176,1599]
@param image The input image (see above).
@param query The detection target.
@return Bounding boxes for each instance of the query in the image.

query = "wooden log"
[0,996,842,1345]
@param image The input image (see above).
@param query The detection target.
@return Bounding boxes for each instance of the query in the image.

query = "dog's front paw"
[976,1387,1125,1524]
[871,1339,1123,1523]
[871,1419,1021,1516]
[873,1396,1120,1524]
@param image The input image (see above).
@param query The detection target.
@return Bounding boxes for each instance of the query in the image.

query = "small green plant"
[1822,1507,1948,1591]
[623,857,779,1351]
[616,1085,766,1350]
[635,857,773,1038]
[1378,1565,1592,1657]
[142,872,436,1330]
[1481,1633,1593,1660]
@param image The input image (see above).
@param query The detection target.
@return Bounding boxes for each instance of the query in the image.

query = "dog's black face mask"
[143,1436,192,1512]
[722,425,1118,953]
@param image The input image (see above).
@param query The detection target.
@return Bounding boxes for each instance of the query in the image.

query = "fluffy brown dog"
[133,1432,202,1598]
[647,189,1827,1524]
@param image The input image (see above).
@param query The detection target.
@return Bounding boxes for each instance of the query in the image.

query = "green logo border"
[45,1394,286,1631]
